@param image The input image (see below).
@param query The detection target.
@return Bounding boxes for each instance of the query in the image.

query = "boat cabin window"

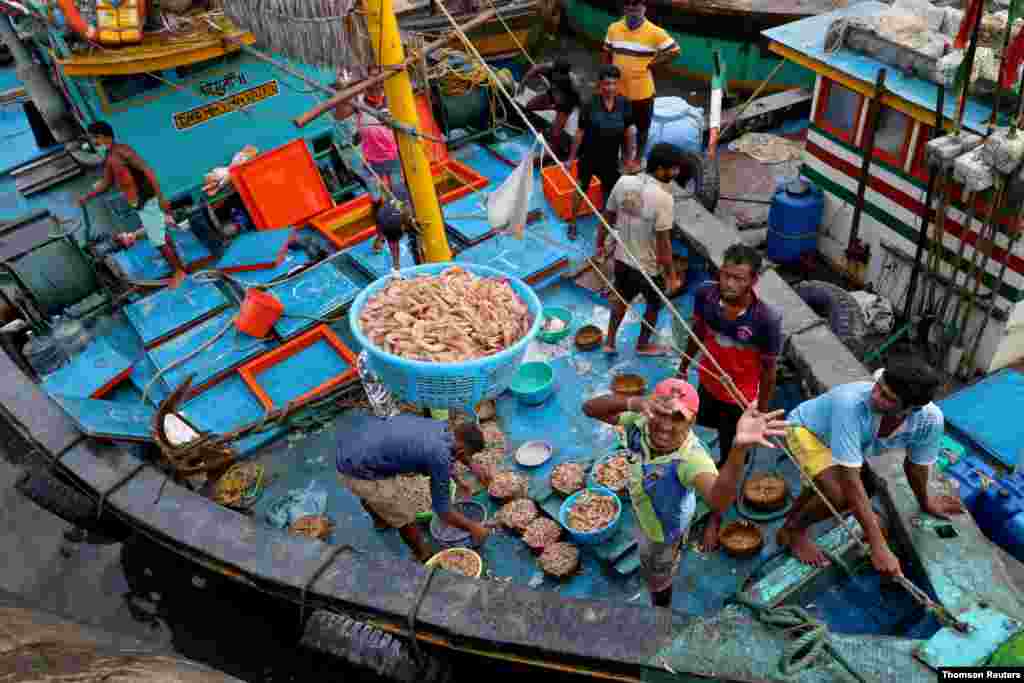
[816,80,863,142]
[100,72,165,104]
[872,106,912,167]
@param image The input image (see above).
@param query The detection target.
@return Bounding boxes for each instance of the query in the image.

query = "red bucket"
[236,288,283,338]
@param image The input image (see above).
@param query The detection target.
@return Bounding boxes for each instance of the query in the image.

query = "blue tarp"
[938,368,1024,468]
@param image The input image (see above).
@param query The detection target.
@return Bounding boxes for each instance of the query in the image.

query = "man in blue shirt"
[337,415,492,562]
[778,358,965,577]
[583,379,788,607]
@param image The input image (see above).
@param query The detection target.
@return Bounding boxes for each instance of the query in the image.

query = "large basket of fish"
[350,264,543,409]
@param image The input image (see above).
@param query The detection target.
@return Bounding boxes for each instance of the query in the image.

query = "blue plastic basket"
[349,263,543,410]
[559,485,622,545]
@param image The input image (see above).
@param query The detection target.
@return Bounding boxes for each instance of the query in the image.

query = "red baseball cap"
[652,378,700,419]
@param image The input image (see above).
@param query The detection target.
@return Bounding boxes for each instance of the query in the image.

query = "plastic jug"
[644,97,704,157]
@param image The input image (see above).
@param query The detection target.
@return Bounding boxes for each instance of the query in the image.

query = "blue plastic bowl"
[509,361,555,406]
[349,263,543,410]
[559,485,622,545]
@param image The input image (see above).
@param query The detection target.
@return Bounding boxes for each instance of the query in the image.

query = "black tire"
[793,280,868,357]
[16,467,130,542]
[676,149,720,214]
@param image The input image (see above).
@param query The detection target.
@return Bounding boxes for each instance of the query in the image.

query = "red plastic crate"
[541,160,603,221]
[230,139,334,230]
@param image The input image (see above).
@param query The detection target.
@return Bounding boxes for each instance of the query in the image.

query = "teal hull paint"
[564,0,814,91]
[64,52,338,202]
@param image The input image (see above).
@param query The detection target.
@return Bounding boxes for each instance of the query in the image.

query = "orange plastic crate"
[309,195,378,250]
[431,159,489,204]
[239,325,359,411]
[541,160,603,221]
[230,139,334,230]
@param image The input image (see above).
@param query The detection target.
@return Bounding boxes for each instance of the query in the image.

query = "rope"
[431,0,968,633]
[729,594,868,682]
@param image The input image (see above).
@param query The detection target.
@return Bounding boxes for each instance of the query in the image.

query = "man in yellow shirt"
[603,0,680,155]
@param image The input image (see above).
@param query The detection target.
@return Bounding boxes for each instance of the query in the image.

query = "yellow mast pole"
[363,0,452,264]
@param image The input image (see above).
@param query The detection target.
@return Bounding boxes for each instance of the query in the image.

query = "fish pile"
[594,455,630,492]
[499,499,539,532]
[488,472,528,500]
[550,462,586,496]
[394,474,435,515]
[538,542,580,577]
[435,551,479,577]
[567,491,618,533]
[358,266,532,362]
[523,517,562,551]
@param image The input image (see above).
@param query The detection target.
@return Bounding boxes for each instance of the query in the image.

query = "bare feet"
[700,512,723,552]
[777,526,831,567]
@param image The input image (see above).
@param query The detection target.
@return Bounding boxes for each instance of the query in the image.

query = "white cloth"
[487,145,537,239]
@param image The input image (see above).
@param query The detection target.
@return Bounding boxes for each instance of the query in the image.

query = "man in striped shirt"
[603,0,680,155]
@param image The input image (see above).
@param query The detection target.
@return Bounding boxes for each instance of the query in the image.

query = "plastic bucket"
[236,288,284,338]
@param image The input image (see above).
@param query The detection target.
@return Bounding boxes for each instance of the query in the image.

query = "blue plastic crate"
[349,263,542,410]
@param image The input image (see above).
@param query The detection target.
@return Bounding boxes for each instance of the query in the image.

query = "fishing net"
[222,0,375,71]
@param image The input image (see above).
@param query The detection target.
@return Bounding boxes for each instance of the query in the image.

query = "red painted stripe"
[805,141,1024,276]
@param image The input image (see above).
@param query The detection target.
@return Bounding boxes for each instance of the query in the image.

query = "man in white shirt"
[600,142,682,356]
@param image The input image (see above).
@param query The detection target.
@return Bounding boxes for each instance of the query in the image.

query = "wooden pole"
[903,82,945,322]
[292,8,498,128]
[846,69,886,283]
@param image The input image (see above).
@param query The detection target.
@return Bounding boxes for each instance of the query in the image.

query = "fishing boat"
[560,0,822,94]
[759,0,1024,580]
[3,2,1024,681]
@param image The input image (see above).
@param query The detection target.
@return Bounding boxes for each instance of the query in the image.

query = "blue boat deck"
[16,131,940,636]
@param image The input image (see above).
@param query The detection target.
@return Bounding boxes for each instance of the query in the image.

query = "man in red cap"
[583,379,788,608]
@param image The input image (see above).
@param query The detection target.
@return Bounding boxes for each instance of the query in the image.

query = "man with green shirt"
[583,378,788,607]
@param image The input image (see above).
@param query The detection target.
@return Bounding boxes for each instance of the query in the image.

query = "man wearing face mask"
[777,357,965,578]
[584,379,788,607]
[78,121,186,286]
[603,0,679,155]
[676,243,782,551]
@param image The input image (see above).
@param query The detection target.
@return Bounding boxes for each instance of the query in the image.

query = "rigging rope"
[430,0,968,634]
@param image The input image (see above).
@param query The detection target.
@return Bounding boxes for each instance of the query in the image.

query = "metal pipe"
[0,16,75,142]
[903,82,945,322]
[847,69,887,251]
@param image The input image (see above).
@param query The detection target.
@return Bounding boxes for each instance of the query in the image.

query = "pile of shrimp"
[566,491,618,533]
[538,542,580,577]
[359,267,532,362]
[594,456,630,492]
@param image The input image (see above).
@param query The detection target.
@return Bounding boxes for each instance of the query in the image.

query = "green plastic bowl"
[509,361,555,406]
[537,307,573,344]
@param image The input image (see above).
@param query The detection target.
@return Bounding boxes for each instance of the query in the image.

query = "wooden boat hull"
[564,0,815,93]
